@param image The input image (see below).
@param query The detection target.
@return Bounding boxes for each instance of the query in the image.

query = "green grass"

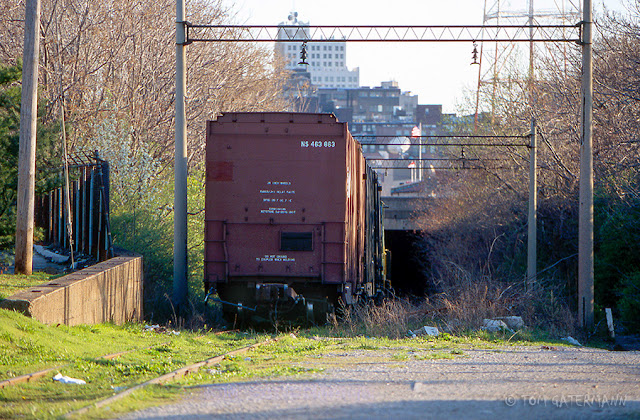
[0,272,55,299]
[0,309,259,418]
[0,310,579,419]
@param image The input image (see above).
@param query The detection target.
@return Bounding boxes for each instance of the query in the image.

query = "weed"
[356,342,379,350]
[16,323,36,333]
[392,352,409,361]
[415,351,455,360]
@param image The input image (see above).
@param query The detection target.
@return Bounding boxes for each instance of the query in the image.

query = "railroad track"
[64,336,276,418]
[0,329,238,389]
[0,341,173,389]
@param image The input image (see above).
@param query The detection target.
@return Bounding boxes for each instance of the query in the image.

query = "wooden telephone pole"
[15,0,41,275]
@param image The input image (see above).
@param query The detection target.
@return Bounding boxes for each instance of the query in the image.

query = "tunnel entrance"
[384,230,430,298]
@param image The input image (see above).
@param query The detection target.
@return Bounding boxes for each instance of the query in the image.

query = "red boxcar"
[204,112,387,322]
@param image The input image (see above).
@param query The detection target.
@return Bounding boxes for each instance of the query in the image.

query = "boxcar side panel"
[205,113,351,292]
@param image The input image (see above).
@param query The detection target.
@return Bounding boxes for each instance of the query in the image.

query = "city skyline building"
[274,11,360,89]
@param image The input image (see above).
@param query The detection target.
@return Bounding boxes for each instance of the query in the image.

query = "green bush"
[108,168,206,322]
[0,61,60,249]
[594,181,640,333]
[618,272,640,332]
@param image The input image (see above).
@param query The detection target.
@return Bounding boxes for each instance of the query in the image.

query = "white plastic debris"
[562,336,582,346]
[53,373,86,385]
[409,326,440,337]
[144,324,180,335]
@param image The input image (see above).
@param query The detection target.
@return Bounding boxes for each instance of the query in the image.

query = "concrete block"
[0,256,143,325]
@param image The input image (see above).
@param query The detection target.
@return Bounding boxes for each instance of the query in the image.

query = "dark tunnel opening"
[384,230,430,298]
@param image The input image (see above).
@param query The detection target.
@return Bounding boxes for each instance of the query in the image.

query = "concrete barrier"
[0,256,143,325]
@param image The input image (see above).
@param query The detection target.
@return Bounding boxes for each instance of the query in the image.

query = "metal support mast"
[174,0,188,310]
[528,119,537,289]
[579,0,594,329]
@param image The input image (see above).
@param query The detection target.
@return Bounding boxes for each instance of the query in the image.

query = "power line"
[370,157,504,161]
[354,134,529,138]
[368,166,518,170]
[353,135,530,147]
[358,142,530,147]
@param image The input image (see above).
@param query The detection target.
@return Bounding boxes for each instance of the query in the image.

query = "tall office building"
[275,12,359,89]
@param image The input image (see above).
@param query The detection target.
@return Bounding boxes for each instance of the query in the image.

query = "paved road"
[123,345,639,419]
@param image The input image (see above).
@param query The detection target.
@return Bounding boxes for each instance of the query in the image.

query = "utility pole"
[15,0,41,275]
[527,119,537,289]
[173,0,188,310]
[578,0,594,329]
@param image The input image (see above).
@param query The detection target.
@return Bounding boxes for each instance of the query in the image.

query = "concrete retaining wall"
[0,256,143,325]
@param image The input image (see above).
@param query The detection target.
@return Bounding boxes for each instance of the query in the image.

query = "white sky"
[221,0,629,114]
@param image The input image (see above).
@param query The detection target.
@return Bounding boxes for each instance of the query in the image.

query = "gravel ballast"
[123,345,639,419]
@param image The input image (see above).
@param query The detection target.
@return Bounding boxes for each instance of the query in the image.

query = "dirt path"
[123,345,639,419]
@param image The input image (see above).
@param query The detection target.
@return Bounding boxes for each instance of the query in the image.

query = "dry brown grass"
[332,275,576,339]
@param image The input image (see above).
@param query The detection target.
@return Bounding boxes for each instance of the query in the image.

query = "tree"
[0,0,292,318]
[412,2,640,332]
[0,0,290,169]
[0,61,59,248]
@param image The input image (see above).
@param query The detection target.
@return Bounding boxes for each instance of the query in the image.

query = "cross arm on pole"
[185,24,581,44]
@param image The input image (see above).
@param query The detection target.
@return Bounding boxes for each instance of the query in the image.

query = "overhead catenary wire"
[368,166,521,170]
[353,134,531,148]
